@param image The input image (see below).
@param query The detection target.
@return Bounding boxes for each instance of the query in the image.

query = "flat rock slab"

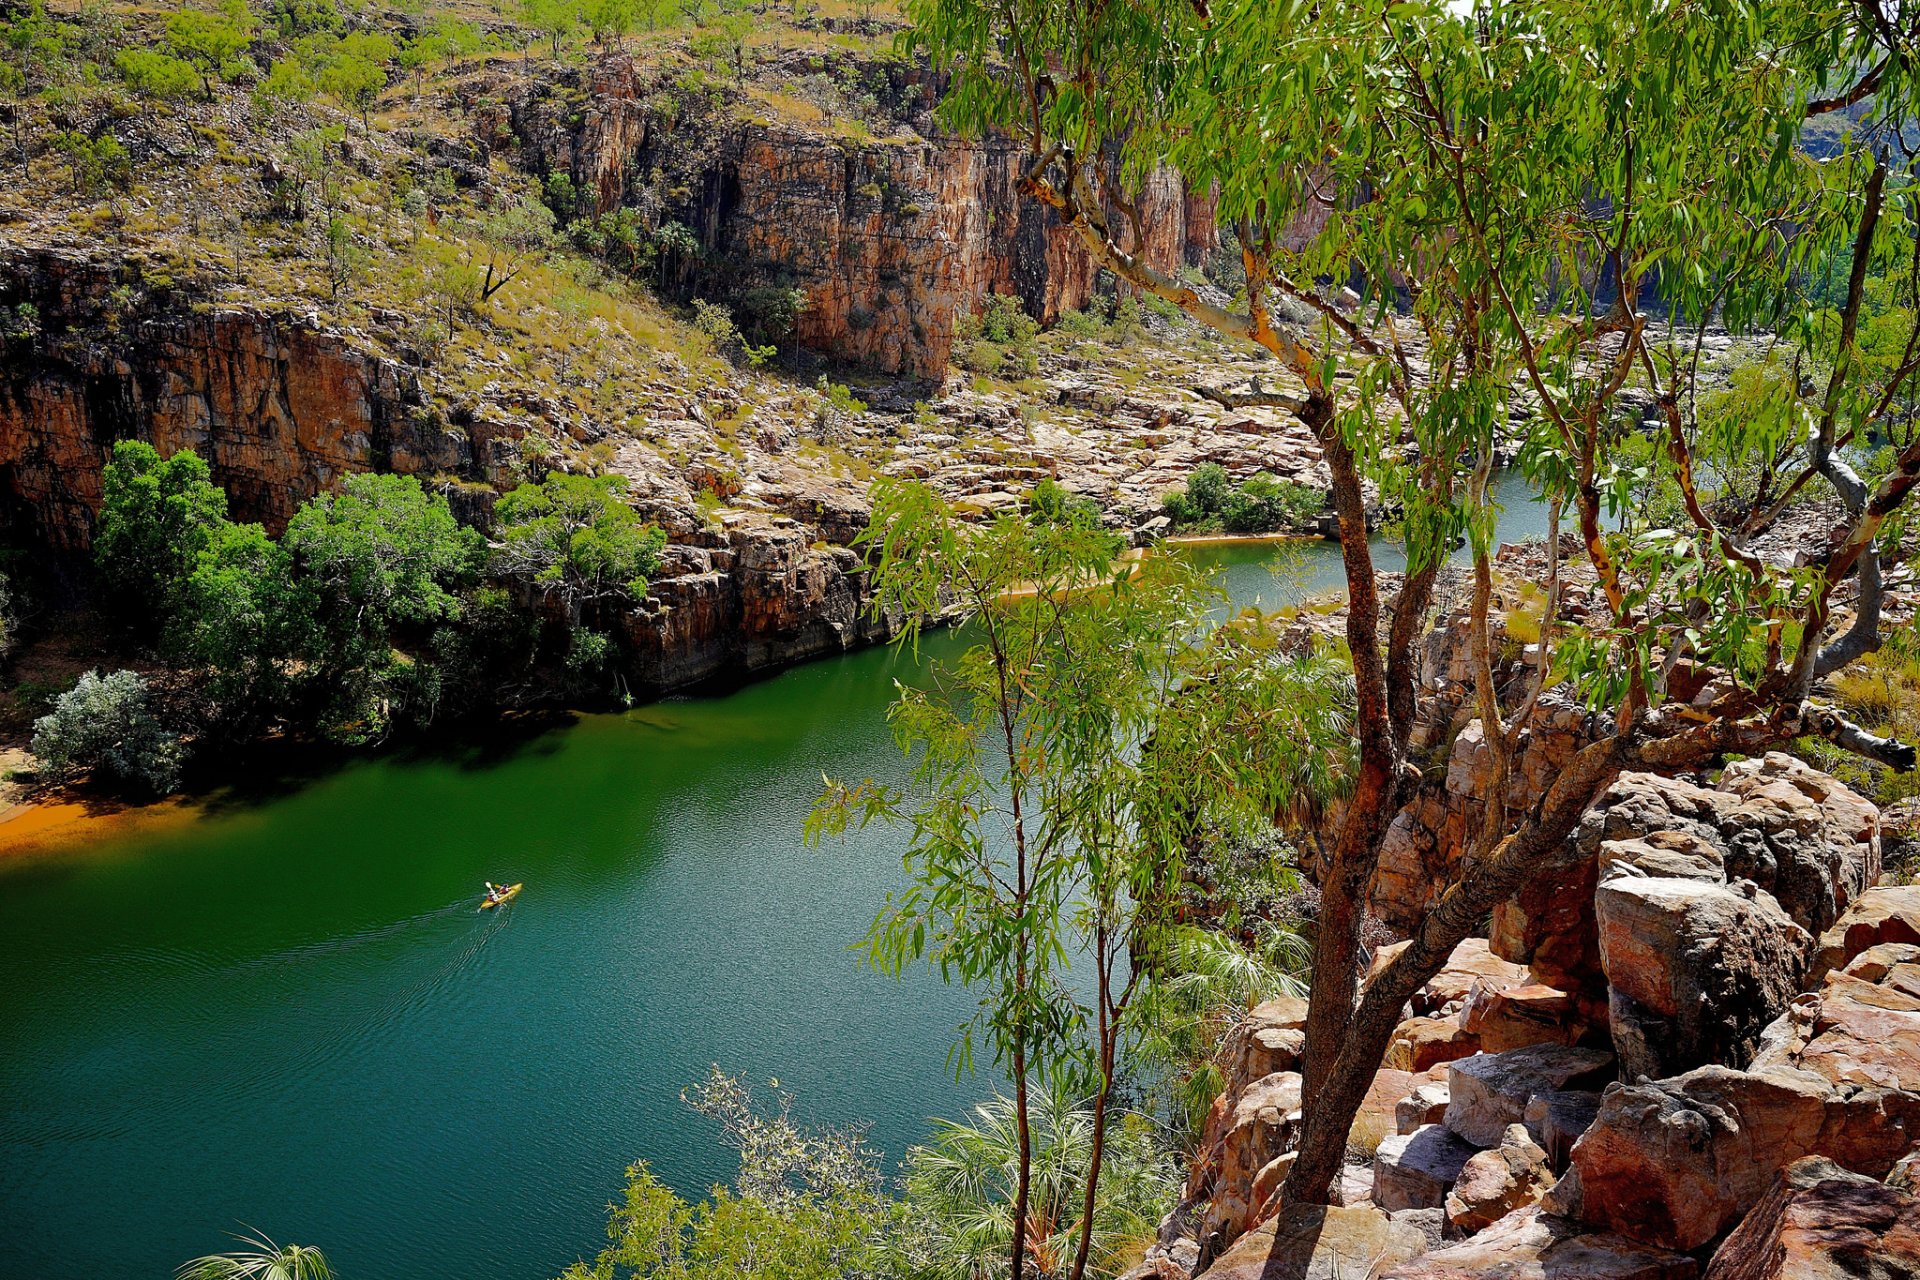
[1703,1156,1920,1280]
[1446,1043,1615,1148]
[1374,1123,1479,1212]
[1378,1206,1699,1280]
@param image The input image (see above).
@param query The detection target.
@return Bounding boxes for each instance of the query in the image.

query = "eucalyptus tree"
[904,0,1920,1214]
[811,480,1357,1280]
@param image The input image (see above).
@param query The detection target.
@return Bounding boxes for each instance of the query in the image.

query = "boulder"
[1230,997,1309,1082]
[1351,1067,1419,1156]
[1385,1206,1448,1249]
[1595,868,1811,1080]
[1385,1014,1479,1072]
[1813,886,1920,984]
[1446,1122,1554,1234]
[1717,753,1880,936]
[1445,1044,1615,1148]
[1396,1080,1451,1136]
[1702,1156,1920,1280]
[1494,761,1878,1002]
[1198,1202,1428,1280]
[1570,1064,1920,1249]
[1462,982,1587,1053]
[1378,1206,1699,1280]
[1494,771,1736,994]
[1373,1123,1478,1212]
[1523,1089,1602,1171]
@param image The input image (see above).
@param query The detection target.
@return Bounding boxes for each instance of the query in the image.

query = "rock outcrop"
[1701,1156,1920,1280]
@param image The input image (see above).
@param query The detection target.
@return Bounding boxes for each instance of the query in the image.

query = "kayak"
[480,883,523,910]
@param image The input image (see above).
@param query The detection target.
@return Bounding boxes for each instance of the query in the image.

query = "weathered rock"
[1596,868,1811,1080]
[1199,1202,1427,1280]
[1229,997,1309,1084]
[1751,949,1920,1095]
[1445,1044,1615,1148]
[1462,982,1587,1054]
[1386,1014,1479,1072]
[1373,1123,1479,1212]
[1813,886,1920,984]
[1570,1064,1920,1249]
[1351,1066,1420,1156]
[1493,761,1878,1003]
[1385,1206,1448,1250]
[1396,1080,1451,1136]
[1378,1207,1699,1280]
[1198,1072,1302,1246]
[1523,1090,1602,1172]
[1702,1156,1920,1280]
[1717,753,1880,937]
[1446,1122,1553,1234]
[1370,935,1530,1018]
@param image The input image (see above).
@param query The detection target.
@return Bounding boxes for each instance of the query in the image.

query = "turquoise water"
[0,478,1548,1280]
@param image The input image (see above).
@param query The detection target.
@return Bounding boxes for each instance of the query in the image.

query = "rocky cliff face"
[0,247,509,551]
[502,54,1218,376]
[0,244,893,693]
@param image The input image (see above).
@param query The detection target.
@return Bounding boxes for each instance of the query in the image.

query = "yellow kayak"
[480,883,523,910]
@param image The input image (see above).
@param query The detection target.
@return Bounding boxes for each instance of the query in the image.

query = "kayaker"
[484,881,504,904]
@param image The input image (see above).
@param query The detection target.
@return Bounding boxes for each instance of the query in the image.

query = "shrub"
[493,472,666,616]
[1220,472,1325,533]
[31,669,185,794]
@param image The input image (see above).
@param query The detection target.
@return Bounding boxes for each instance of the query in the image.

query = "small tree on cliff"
[904,0,1920,1237]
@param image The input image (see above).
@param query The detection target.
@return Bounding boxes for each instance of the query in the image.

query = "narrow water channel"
[0,477,1549,1280]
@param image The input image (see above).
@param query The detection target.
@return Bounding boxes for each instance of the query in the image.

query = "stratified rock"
[1595,868,1811,1081]
[1378,1207,1699,1280]
[1446,1123,1553,1234]
[1494,771,1734,994]
[1198,1202,1427,1280]
[1386,1014,1479,1072]
[1445,1044,1615,1148]
[1397,1080,1451,1136]
[1570,1064,1920,1249]
[1462,982,1587,1054]
[1524,1090,1602,1171]
[1702,1156,1920,1280]
[1373,1123,1479,1212]
[1813,886,1920,984]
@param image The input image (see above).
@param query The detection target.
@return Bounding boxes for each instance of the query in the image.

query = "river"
[0,477,1549,1280]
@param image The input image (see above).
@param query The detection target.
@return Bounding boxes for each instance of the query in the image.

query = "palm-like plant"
[904,1088,1176,1280]
[176,1232,335,1280]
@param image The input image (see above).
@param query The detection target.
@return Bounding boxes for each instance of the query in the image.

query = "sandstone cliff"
[499,52,1218,376]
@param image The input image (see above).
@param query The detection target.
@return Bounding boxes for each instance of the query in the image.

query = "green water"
[0,480,1548,1280]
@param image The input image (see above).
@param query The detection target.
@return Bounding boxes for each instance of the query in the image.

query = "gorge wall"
[499,52,1220,377]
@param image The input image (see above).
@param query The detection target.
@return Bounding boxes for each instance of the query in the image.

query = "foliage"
[116,48,200,99]
[93,441,230,633]
[902,1090,1176,1280]
[557,1070,901,1280]
[493,472,666,617]
[31,669,185,795]
[163,0,255,101]
[170,521,310,732]
[810,481,1356,1279]
[282,473,484,741]
[1161,465,1322,534]
[176,1233,334,1280]
[955,293,1038,376]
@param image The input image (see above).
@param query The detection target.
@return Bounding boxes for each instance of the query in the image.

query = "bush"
[956,292,1039,375]
[1162,464,1325,533]
[31,669,185,795]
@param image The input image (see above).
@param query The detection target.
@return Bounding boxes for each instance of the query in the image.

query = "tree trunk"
[1283,734,1626,1202]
